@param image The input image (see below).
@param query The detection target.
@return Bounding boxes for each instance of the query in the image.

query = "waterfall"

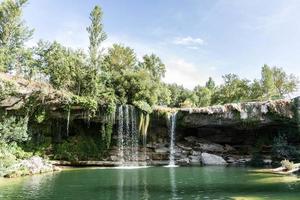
[117,105,140,166]
[66,109,70,137]
[117,106,124,164]
[167,112,178,167]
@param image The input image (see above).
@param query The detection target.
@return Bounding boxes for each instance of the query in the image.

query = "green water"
[0,167,300,200]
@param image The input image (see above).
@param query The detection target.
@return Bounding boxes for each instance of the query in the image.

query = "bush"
[0,141,32,176]
[272,134,300,162]
[53,135,105,161]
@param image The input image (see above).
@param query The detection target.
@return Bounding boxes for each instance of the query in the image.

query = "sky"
[22,0,300,96]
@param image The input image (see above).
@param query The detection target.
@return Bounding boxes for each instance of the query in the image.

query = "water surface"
[0,166,300,200]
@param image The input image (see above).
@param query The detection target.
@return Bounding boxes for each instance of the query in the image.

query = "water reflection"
[117,168,150,200]
[169,167,177,200]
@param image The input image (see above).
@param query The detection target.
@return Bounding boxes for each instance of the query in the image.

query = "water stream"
[117,105,140,166]
[167,112,178,167]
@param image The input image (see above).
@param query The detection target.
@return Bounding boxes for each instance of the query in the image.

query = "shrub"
[53,135,105,161]
[272,134,300,162]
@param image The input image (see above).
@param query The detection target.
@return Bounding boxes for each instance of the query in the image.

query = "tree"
[103,44,136,74]
[194,86,211,107]
[205,77,216,90]
[261,64,276,99]
[260,65,299,99]
[167,84,192,107]
[139,54,166,80]
[34,41,88,93]
[87,5,106,71]
[212,74,251,104]
[0,0,33,73]
[272,67,299,98]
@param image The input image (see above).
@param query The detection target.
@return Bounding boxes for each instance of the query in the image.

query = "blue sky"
[22,0,299,95]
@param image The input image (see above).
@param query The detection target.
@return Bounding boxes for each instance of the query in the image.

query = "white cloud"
[163,58,210,89]
[173,36,204,47]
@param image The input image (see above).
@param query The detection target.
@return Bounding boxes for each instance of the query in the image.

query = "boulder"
[201,153,227,165]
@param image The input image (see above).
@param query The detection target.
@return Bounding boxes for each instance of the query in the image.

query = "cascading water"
[66,109,70,137]
[117,106,124,164]
[117,105,140,166]
[167,112,178,167]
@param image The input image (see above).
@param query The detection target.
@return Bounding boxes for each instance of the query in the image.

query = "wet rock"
[224,144,236,152]
[198,143,224,153]
[189,155,201,165]
[177,158,190,166]
[201,153,227,165]
[154,147,169,153]
[191,150,202,156]
[177,143,193,151]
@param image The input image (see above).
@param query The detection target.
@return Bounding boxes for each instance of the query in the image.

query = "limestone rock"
[201,153,227,165]
[189,155,201,165]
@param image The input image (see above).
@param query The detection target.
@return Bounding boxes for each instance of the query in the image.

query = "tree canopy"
[0,1,299,113]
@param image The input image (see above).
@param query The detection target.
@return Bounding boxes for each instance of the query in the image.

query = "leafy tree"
[103,44,137,74]
[212,74,250,104]
[139,54,166,80]
[205,77,216,90]
[272,67,299,98]
[167,84,192,107]
[194,86,211,107]
[249,79,264,101]
[261,65,299,99]
[261,64,276,99]
[0,0,33,73]
[0,115,29,143]
[87,5,106,71]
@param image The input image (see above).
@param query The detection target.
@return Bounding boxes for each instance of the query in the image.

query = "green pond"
[0,166,300,200]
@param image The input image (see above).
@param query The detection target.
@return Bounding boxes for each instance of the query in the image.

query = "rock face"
[201,153,227,165]
[4,156,60,178]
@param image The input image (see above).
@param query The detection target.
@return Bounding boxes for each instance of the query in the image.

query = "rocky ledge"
[4,156,61,178]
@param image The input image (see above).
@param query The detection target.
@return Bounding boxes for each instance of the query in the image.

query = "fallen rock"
[201,153,227,165]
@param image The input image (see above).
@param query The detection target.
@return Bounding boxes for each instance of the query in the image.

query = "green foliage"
[53,135,105,161]
[139,54,166,80]
[0,0,33,73]
[261,65,299,99]
[272,134,300,162]
[0,114,29,143]
[87,5,106,71]
[71,95,98,113]
[0,79,17,100]
[0,141,31,175]
[167,83,192,107]
[133,101,152,113]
